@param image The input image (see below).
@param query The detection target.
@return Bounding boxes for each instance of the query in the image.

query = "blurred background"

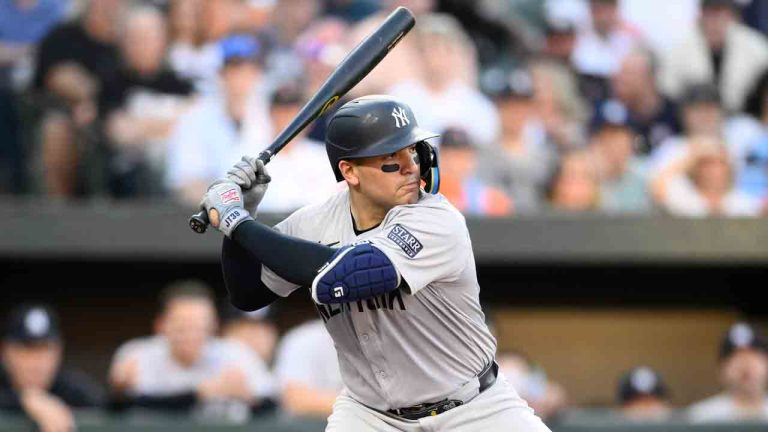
[1,0,768,431]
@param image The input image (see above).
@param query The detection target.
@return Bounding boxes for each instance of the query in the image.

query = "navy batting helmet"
[325,95,441,194]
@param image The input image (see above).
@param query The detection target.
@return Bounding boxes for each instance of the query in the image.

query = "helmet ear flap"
[416,141,440,194]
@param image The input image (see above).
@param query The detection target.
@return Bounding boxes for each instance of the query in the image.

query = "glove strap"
[218,208,253,238]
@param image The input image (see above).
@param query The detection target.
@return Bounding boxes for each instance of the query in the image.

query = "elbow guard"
[311,241,400,304]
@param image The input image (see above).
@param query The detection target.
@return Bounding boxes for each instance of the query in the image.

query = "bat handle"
[189,211,209,234]
[188,150,273,234]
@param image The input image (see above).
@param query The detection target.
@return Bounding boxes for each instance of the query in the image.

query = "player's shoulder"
[278,188,348,232]
[385,193,466,229]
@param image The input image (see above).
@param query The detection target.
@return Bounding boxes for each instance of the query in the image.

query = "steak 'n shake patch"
[387,224,423,258]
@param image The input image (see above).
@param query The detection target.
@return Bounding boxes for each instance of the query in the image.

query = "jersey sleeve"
[260,214,303,297]
[368,202,470,295]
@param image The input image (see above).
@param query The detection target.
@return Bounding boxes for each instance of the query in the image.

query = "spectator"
[165,34,272,205]
[541,13,578,66]
[617,366,671,421]
[25,0,126,198]
[497,350,567,421]
[438,127,513,217]
[739,70,768,206]
[101,5,194,198]
[167,0,221,93]
[547,149,600,212]
[1,305,103,432]
[260,0,322,88]
[588,99,651,213]
[221,306,278,366]
[293,17,348,141]
[168,0,271,94]
[388,13,501,147]
[32,0,123,93]
[688,322,768,422]
[571,0,641,79]
[273,319,343,417]
[30,60,102,197]
[484,69,555,213]
[652,83,763,179]
[659,0,768,113]
[323,0,379,23]
[108,280,275,420]
[0,0,66,90]
[344,1,426,95]
[610,48,682,155]
[530,13,590,150]
[256,82,340,213]
[651,135,761,217]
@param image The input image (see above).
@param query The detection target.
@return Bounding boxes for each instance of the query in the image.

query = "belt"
[386,361,499,421]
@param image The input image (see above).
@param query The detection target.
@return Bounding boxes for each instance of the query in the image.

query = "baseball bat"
[189,6,416,233]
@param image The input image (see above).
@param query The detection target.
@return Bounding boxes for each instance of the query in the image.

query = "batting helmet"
[325,95,441,194]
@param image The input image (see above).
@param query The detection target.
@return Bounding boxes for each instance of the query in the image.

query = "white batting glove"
[200,179,253,238]
[226,156,271,215]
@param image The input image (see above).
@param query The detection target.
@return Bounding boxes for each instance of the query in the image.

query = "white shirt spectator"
[572,27,639,78]
[662,176,760,217]
[388,80,501,148]
[659,22,768,112]
[165,86,272,192]
[651,115,765,177]
[112,335,275,399]
[168,42,223,95]
[619,0,699,53]
[688,393,768,423]
[258,138,342,214]
[273,320,343,394]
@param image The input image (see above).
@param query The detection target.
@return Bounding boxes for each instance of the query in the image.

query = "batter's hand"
[226,156,271,215]
[200,179,253,238]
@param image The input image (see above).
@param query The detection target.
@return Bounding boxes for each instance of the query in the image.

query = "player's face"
[351,145,421,208]
[721,349,768,398]
[158,299,217,366]
[1,341,62,390]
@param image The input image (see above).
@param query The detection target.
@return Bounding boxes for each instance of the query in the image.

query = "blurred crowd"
[2,286,768,430]
[1,0,768,217]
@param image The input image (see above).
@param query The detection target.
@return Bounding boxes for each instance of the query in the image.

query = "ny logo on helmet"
[392,106,410,128]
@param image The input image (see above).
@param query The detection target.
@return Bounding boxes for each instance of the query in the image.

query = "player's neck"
[349,190,388,232]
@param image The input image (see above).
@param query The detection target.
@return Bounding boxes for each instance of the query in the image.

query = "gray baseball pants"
[325,374,553,432]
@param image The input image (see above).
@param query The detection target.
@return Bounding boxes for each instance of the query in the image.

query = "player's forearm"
[222,237,279,311]
[229,220,335,289]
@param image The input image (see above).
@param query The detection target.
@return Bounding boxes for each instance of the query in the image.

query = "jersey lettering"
[314,290,407,323]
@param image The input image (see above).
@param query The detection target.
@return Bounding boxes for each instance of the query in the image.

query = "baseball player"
[199,95,552,431]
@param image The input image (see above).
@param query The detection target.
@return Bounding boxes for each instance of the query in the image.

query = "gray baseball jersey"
[261,189,497,411]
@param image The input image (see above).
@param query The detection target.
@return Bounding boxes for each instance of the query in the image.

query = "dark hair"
[744,68,768,119]
[158,280,214,314]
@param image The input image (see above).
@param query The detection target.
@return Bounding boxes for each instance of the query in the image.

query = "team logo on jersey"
[391,106,410,128]
[387,224,422,258]
[219,188,241,204]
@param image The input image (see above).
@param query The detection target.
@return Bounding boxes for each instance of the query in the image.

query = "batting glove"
[200,179,253,238]
[226,156,271,215]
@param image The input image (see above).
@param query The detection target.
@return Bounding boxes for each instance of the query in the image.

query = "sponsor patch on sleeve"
[387,224,423,258]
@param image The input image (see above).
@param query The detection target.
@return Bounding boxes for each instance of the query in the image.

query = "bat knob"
[189,211,209,234]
